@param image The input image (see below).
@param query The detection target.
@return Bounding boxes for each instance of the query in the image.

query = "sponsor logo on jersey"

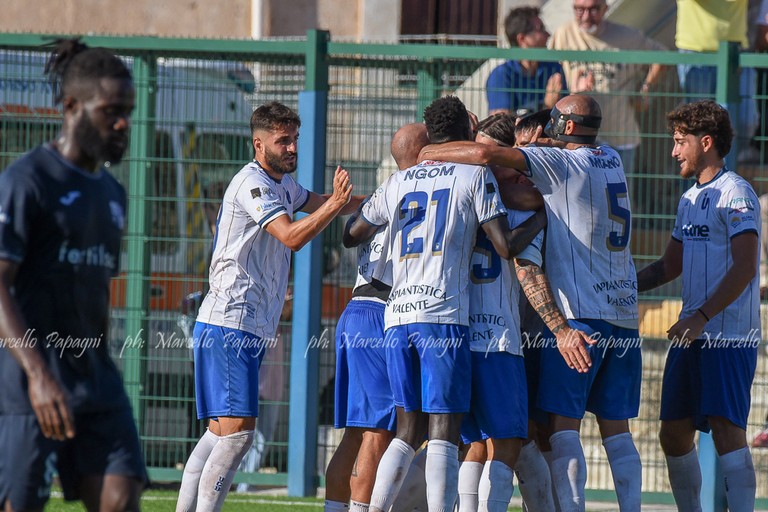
[58,241,116,269]
[485,182,496,194]
[700,196,711,210]
[403,165,455,181]
[109,201,125,230]
[59,191,81,206]
[250,186,273,199]
[680,222,710,239]
[0,205,9,225]
[726,196,755,213]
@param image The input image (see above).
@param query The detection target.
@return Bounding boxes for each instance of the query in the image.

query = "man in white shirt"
[637,100,760,512]
[176,101,363,512]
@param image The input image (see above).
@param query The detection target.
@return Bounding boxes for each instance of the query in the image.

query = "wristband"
[697,308,710,322]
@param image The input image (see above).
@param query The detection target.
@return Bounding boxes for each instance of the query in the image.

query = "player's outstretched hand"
[330,166,352,209]
[28,369,75,440]
[555,325,595,373]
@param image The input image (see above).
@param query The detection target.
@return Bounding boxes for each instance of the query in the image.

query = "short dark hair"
[423,96,471,144]
[666,100,733,158]
[45,38,132,104]
[515,109,551,135]
[250,101,301,134]
[504,6,541,47]
[476,113,517,146]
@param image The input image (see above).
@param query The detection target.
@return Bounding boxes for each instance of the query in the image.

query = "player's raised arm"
[0,260,75,440]
[419,141,529,174]
[264,166,352,252]
[481,209,546,261]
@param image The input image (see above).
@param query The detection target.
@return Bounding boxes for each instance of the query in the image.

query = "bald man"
[325,123,430,512]
[421,94,641,512]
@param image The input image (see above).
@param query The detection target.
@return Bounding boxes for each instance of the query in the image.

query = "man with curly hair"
[637,100,761,512]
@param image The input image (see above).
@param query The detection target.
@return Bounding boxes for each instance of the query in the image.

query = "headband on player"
[545,106,602,144]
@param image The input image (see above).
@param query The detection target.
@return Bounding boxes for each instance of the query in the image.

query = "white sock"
[391,448,428,512]
[541,450,561,512]
[324,500,350,512]
[515,442,555,512]
[370,438,416,512]
[719,447,756,512]
[176,429,219,512]
[425,439,460,512]
[550,430,586,512]
[457,461,483,512]
[665,448,702,512]
[196,430,254,512]
[602,433,641,511]
[478,460,515,512]
[349,501,368,512]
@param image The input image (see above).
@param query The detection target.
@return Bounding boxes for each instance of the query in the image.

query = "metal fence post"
[288,28,330,497]
[716,40,741,171]
[123,53,156,430]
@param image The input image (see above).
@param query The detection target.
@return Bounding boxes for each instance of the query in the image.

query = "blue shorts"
[385,323,471,414]
[193,322,267,419]
[537,319,641,420]
[660,340,757,432]
[334,299,395,431]
[522,332,548,425]
[0,409,147,510]
[461,351,527,444]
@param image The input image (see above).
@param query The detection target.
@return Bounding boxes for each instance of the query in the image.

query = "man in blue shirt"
[486,6,567,117]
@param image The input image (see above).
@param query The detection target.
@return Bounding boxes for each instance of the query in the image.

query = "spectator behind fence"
[550,0,664,178]
[675,0,759,162]
[486,6,567,118]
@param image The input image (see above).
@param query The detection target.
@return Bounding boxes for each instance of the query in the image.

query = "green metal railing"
[1,31,768,507]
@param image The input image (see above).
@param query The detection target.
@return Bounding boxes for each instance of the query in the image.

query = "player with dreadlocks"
[0,39,147,511]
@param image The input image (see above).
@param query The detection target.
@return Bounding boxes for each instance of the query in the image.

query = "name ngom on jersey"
[404,165,455,181]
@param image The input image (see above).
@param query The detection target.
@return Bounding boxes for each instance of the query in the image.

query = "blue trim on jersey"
[695,167,728,189]
[729,228,758,240]
[295,191,310,212]
[478,211,508,225]
[257,207,287,227]
[360,211,385,228]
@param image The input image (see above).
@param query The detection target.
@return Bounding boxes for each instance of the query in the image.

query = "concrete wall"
[1,0,252,38]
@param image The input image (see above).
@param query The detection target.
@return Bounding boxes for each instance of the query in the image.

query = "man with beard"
[0,39,148,511]
[637,100,760,512]
[176,101,363,512]
[550,0,664,179]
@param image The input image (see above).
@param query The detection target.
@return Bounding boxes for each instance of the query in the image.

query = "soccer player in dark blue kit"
[0,39,147,511]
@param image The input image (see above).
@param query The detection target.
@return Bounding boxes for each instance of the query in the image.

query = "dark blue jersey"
[0,145,131,414]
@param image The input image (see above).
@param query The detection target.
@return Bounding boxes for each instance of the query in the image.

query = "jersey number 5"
[398,189,450,259]
[606,181,630,251]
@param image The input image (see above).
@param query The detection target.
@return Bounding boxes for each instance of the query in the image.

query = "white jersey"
[197,160,309,339]
[519,145,638,324]
[468,209,543,354]
[362,160,507,329]
[672,168,761,340]
[353,225,392,291]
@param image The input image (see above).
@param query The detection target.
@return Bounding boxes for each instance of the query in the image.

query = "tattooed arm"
[515,258,594,373]
[636,238,683,292]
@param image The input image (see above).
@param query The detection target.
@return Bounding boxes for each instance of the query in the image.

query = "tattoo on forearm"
[637,260,666,292]
[516,263,567,335]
